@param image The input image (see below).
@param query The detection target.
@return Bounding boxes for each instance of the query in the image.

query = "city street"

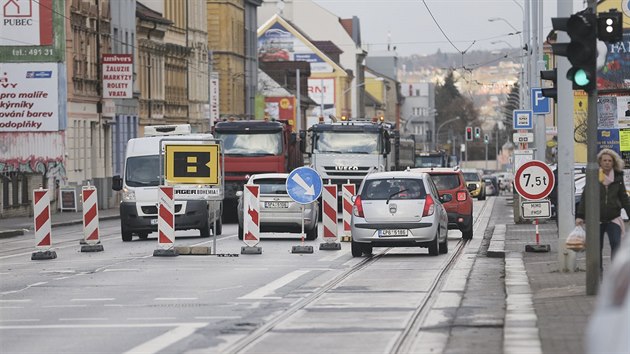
[0,199,497,353]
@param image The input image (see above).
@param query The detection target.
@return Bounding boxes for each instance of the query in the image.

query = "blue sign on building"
[286,167,323,205]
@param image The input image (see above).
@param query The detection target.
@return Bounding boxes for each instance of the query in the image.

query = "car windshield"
[361,178,426,200]
[415,156,444,167]
[430,174,461,191]
[125,155,160,187]
[313,131,380,154]
[254,178,288,195]
[215,132,282,156]
[463,173,480,182]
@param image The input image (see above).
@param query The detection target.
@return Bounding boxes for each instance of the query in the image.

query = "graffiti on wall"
[0,131,66,180]
[0,157,65,179]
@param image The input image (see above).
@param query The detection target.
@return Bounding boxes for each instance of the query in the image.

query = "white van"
[112,125,222,241]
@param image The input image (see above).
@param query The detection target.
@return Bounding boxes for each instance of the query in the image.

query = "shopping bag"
[566,225,586,252]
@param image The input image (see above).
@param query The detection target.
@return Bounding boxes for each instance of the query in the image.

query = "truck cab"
[112,124,222,241]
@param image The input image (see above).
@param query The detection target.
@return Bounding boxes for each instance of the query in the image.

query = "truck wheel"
[212,216,223,236]
[121,223,132,242]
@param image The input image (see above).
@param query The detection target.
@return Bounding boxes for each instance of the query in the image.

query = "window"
[431,174,462,191]
[254,178,288,195]
[362,179,426,200]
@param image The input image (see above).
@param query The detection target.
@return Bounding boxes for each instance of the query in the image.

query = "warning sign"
[165,144,220,185]
[102,54,133,98]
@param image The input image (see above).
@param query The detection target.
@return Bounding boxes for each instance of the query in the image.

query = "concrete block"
[31,250,57,260]
[80,244,104,252]
[153,248,178,257]
[319,242,341,250]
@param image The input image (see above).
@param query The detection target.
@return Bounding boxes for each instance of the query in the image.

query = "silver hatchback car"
[351,171,450,257]
[237,173,319,240]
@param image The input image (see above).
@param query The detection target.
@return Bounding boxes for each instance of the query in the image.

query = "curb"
[0,214,120,238]
[487,224,506,258]
[503,251,543,354]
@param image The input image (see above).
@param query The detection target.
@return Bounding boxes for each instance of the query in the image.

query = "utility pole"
[296,69,301,132]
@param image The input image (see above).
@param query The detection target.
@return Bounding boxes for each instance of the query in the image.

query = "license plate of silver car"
[378,229,407,237]
[150,218,158,225]
[264,201,289,208]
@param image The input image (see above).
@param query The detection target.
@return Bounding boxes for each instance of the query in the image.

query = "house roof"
[136,1,172,25]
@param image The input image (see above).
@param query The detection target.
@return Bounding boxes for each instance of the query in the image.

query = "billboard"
[102,54,133,98]
[0,63,59,131]
[0,0,65,62]
[258,22,332,73]
[308,78,336,118]
[264,97,295,126]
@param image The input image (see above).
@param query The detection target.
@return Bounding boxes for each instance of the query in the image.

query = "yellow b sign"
[165,144,220,185]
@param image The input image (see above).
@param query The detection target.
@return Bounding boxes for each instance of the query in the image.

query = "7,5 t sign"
[514,160,555,200]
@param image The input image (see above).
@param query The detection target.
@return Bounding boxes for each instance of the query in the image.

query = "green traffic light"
[573,69,590,86]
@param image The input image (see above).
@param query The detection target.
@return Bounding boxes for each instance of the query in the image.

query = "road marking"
[0,306,23,309]
[42,304,87,308]
[59,318,108,321]
[194,316,241,320]
[71,298,115,302]
[1,319,40,322]
[0,299,31,303]
[102,269,140,272]
[0,322,206,329]
[239,270,310,300]
[154,298,198,301]
[123,323,206,354]
[1,282,47,295]
[127,317,177,321]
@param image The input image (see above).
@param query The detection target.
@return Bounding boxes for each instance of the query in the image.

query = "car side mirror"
[290,132,297,144]
[112,175,122,191]
[440,194,452,203]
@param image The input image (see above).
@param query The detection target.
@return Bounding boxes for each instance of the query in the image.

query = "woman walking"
[575,148,630,270]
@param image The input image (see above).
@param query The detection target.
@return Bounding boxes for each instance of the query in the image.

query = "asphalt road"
[0,199,491,354]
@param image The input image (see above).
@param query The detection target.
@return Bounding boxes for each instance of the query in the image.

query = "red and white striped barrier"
[82,186,100,244]
[322,184,338,242]
[157,186,175,250]
[243,185,260,248]
[33,189,52,250]
[342,184,355,237]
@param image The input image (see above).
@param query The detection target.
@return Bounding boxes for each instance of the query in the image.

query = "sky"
[312,0,589,56]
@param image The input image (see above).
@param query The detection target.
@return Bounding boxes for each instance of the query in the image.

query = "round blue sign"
[286,167,323,205]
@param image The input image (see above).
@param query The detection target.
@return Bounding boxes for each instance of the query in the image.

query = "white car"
[586,233,630,353]
[350,171,449,257]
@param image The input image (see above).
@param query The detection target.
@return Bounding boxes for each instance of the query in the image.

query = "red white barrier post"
[81,185,103,252]
[241,185,262,254]
[341,183,355,242]
[320,184,341,250]
[153,186,178,257]
[31,189,57,260]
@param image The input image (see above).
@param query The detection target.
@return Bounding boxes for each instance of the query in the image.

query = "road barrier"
[81,186,103,252]
[341,183,355,242]
[320,184,341,250]
[31,189,56,260]
[241,185,262,254]
[154,186,177,257]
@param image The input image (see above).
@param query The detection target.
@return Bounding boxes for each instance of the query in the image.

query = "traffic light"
[474,127,481,139]
[550,10,597,92]
[540,68,557,100]
[598,10,623,43]
[465,126,473,141]
[483,134,489,144]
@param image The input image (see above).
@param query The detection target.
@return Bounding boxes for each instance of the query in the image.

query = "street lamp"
[436,116,461,150]
[488,17,519,32]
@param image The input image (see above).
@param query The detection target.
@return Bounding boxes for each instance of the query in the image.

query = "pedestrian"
[575,148,630,271]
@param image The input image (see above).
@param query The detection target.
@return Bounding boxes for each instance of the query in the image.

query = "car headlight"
[122,187,136,202]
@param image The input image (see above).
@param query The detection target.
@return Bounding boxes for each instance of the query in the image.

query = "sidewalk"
[0,208,120,238]
[490,196,598,354]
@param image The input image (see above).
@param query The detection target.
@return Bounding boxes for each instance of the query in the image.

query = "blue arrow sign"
[531,88,550,114]
[286,167,323,205]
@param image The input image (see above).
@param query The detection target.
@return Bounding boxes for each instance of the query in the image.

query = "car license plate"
[150,219,158,225]
[264,201,289,208]
[378,229,407,237]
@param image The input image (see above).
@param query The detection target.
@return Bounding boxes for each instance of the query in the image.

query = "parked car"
[483,175,499,196]
[236,173,319,240]
[350,171,449,257]
[462,169,486,200]
[412,167,474,239]
[586,233,630,354]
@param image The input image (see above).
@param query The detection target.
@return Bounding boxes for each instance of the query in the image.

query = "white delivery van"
[112,124,222,242]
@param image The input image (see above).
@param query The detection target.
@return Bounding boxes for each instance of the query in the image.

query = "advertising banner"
[308,78,336,118]
[210,72,219,126]
[0,0,65,62]
[258,21,332,73]
[264,97,295,126]
[598,30,630,91]
[0,63,59,131]
[102,54,133,98]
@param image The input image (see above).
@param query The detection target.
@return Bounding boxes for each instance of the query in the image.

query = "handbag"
[566,225,586,252]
